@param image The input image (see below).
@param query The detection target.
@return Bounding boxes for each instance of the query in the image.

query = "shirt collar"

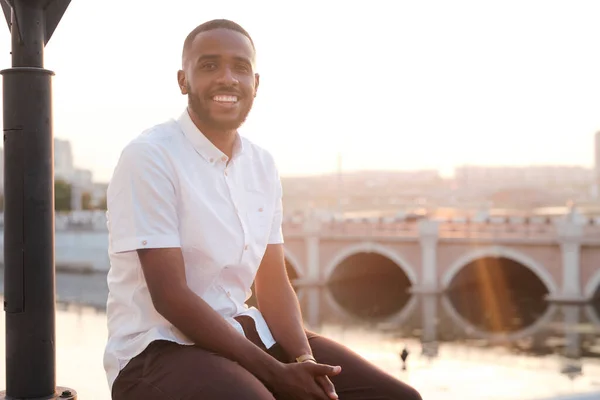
[177,108,246,164]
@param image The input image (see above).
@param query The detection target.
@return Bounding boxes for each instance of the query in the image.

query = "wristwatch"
[295,354,317,363]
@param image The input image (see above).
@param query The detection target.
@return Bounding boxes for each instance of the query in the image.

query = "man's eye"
[201,62,217,70]
[236,64,250,73]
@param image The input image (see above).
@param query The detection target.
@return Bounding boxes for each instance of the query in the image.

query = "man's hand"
[267,361,342,400]
[316,370,339,399]
[299,358,340,399]
[255,245,341,398]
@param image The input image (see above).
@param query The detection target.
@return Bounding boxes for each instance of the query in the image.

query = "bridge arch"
[584,269,600,300]
[441,245,559,296]
[323,242,418,285]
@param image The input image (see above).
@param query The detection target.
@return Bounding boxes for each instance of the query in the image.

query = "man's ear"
[254,73,260,97]
[177,70,188,95]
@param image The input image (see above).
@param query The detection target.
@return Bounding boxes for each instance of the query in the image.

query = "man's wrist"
[295,353,317,363]
[251,352,285,386]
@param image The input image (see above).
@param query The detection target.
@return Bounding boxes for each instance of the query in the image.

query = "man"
[104,18,422,400]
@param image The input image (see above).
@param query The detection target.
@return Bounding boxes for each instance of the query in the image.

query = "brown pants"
[112,318,422,400]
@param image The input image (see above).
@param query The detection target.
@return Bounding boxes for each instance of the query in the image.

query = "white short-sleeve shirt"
[103,109,284,390]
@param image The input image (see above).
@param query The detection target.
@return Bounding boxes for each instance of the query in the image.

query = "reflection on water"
[328,275,411,320]
[295,273,600,399]
[305,278,600,362]
[1,270,600,399]
[446,257,549,334]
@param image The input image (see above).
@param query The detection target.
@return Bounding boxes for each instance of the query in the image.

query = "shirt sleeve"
[267,163,284,245]
[107,141,181,253]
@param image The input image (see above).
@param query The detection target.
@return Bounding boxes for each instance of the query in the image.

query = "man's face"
[178,28,259,132]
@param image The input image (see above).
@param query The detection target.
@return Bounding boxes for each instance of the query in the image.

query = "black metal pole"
[0,0,75,399]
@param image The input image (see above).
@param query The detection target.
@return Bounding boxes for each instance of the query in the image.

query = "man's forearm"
[256,278,313,362]
[154,286,282,383]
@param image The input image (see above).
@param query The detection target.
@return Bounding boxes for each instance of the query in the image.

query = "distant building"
[54,138,74,182]
[455,165,593,190]
[73,168,94,191]
[53,138,97,209]
[54,138,94,188]
[91,182,108,208]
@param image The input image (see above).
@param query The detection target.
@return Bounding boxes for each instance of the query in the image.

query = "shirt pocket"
[244,187,271,241]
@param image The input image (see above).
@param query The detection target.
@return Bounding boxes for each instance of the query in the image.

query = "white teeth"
[213,95,238,103]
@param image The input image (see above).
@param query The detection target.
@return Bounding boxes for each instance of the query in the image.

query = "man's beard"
[188,90,253,131]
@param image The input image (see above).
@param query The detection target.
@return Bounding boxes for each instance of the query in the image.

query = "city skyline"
[0,135,595,186]
[1,1,600,182]
[49,136,600,185]
[0,132,596,186]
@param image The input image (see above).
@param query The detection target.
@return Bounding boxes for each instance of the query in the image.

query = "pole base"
[0,387,77,400]
[545,294,589,304]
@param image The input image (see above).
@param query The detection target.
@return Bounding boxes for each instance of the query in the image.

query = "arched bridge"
[280,213,600,304]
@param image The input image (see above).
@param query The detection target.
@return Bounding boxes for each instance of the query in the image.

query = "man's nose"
[216,67,239,85]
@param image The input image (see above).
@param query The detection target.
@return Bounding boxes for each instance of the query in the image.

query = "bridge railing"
[0,210,598,242]
[320,218,419,237]
[282,214,600,242]
[437,220,557,240]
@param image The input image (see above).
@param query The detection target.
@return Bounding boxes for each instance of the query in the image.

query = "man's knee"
[380,378,422,400]
[401,385,423,400]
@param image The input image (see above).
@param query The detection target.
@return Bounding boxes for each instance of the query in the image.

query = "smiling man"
[104,19,422,400]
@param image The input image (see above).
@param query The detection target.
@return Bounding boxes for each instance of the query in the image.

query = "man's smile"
[212,94,238,103]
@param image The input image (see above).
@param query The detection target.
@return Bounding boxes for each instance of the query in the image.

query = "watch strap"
[295,354,317,363]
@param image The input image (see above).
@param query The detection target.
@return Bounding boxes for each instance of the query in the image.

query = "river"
[1,268,600,400]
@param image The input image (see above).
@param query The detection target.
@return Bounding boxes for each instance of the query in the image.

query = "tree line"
[55,179,107,211]
[0,179,107,211]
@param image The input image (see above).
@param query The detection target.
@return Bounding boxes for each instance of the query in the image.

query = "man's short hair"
[182,19,256,59]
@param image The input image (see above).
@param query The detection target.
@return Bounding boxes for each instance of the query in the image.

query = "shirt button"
[244,244,249,250]
[142,240,147,245]
[227,291,231,297]
[209,158,214,163]
[258,207,263,212]
[221,156,228,162]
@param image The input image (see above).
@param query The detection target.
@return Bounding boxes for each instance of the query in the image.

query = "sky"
[1,0,600,183]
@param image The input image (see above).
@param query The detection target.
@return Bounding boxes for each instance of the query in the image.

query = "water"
[0,230,111,273]
[1,270,600,400]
